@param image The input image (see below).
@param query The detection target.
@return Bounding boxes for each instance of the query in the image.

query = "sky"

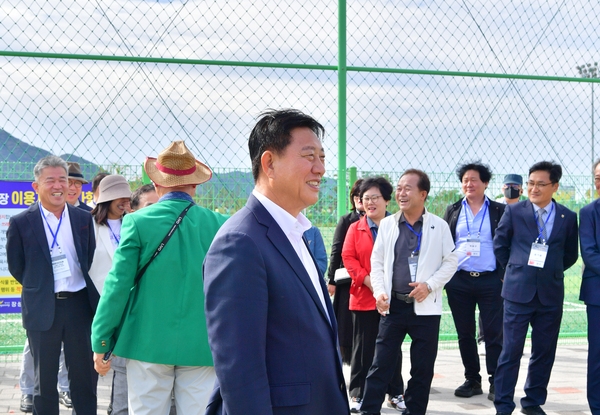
[0,0,599,196]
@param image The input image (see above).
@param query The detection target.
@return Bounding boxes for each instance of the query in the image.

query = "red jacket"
[341,215,376,311]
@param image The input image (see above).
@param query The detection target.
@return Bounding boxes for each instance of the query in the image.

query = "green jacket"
[91,197,228,366]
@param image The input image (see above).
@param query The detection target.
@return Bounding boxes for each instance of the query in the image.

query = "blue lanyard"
[463,199,488,237]
[535,203,554,243]
[40,205,63,251]
[106,222,121,245]
[404,221,422,255]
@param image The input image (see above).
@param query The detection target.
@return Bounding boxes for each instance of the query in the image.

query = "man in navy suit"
[579,159,600,415]
[492,161,578,415]
[6,155,99,415]
[203,109,349,415]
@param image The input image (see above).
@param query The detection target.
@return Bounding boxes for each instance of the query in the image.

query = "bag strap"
[133,201,194,286]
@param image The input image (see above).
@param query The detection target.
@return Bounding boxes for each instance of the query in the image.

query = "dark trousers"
[360,298,440,415]
[587,304,600,415]
[494,296,562,414]
[27,290,97,415]
[349,310,403,399]
[445,270,503,384]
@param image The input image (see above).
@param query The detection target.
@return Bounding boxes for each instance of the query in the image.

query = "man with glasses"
[66,162,92,212]
[492,161,578,415]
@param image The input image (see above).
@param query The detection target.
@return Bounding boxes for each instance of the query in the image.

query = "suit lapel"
[548,201,566,243]
[101,225,115,260]
[68,205,85,267]
[249,195,333,328]
[522,200,540,240]
[27,203,52,266]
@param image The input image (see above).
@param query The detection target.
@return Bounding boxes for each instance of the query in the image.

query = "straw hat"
[144,141,212,187]
[97,175,132,204]
[67,162,88,184]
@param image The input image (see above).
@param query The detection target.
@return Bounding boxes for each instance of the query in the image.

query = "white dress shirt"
[252,190,330,321]
[39,202,86,293]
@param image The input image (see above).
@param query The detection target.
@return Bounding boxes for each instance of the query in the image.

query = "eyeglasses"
[362,195,382,203]
[68,180,83,188]
[526,181,554,189]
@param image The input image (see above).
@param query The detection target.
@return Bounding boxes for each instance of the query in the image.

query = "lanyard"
[40,206,63,251]
[404,221,422,255]
[463,199,488,237]
[107,222,121,245]
[535,203,554,243]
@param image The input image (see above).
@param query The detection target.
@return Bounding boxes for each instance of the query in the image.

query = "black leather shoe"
[454,379,483,397]
[20,394,33,413]
[488,382,495,401]
[59,391,73,408]
[401,409,411,415]
[521,405,546,415]
[496,412,512,415]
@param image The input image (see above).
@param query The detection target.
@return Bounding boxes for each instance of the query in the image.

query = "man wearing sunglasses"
[497,174,524,205]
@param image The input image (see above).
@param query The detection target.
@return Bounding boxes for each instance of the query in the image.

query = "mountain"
[0,128,100,180]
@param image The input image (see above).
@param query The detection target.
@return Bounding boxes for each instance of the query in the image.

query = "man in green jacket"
[91,141,228,415]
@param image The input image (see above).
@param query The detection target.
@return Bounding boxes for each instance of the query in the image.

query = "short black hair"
[248,109,325,182]
[131,184,156,210]
[92,172,110,193]
[359,176,393,202]
[456,161,492,183]
[349,178,364,211]
[529,161,562,183]
[401,169,431,199]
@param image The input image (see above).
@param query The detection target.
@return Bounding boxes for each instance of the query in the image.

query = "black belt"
[55,291,79,299]
[392,291,414,303]
[458,270,495,277]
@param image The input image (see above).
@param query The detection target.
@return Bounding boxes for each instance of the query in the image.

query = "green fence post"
[337,0,347,220]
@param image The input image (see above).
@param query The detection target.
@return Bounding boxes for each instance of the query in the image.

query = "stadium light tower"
[576,62,598,198]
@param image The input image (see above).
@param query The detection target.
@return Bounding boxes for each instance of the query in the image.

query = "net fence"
[1,0,598,354]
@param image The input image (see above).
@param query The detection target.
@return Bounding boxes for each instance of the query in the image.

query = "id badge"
[408,255,418,282]
[51,253,71,280]
[528,243,548,268]
[466,238,481,257]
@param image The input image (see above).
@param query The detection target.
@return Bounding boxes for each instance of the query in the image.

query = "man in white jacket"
[360,169,458,415]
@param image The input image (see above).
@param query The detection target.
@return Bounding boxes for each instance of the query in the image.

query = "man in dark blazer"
[443,162,505,401]
[6,155,99,415]
[492,161,578,415]
[203,109,349,415]
[578,158,600,415]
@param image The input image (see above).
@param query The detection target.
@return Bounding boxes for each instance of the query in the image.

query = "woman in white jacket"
[89,174,131,415]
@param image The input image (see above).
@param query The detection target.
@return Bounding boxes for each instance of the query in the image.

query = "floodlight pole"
[576,62,598,197]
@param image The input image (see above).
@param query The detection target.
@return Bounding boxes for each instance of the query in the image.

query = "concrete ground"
[0,343,591,414]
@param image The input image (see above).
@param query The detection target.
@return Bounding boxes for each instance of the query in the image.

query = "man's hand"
[328,284,336,296]
[93,352,111,376]
[376,293,390,315]
[408,282,430,303]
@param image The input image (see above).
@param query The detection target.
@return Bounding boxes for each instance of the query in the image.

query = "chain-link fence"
[1,0,599,354]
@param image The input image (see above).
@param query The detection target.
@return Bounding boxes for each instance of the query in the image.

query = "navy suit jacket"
[579,199,600,306]
[6,203,99,331]
[493,199,578,306]
[203,194,349,415]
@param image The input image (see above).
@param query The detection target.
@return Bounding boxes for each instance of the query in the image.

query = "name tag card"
[528,243,548,268]
[466,238,481,257]
[408,255,418,282]
[51,253,71,280]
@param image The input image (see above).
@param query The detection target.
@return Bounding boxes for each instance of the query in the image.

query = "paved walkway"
[0,344,591,414]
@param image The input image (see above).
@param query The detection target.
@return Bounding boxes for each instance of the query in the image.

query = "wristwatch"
[425,282,433,293]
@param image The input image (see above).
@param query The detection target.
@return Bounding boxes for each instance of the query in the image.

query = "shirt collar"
[252,189,312,238]
[39,201,68,220]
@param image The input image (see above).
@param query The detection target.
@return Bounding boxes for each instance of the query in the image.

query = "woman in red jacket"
[342,176,404,413]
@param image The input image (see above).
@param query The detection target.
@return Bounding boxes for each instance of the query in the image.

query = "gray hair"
[33,155,68,181]
[594,158,600,173]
